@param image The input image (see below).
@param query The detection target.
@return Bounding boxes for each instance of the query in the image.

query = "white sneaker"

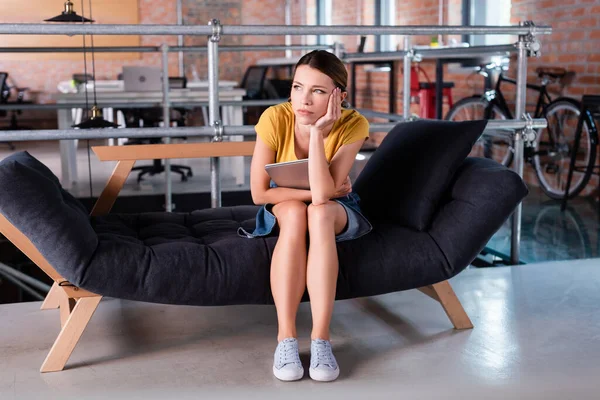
[309,339,340,382]
[273,338,304,381]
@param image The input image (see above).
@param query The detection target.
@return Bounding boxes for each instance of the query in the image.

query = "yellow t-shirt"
[255,102,369,163]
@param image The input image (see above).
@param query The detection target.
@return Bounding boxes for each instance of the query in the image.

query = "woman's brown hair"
[293,50,350,107]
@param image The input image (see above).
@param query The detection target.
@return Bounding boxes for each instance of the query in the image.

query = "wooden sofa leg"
[418,280,473,330]
[40,282,61,310]
[59,291,77,328]
[41,296,102,373]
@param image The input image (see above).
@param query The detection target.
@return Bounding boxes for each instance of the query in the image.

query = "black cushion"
[353,119,487,231]
[429,157,529,270]
[0,152,97,279]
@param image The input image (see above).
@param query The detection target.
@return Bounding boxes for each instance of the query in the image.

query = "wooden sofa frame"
[0,141,473,373]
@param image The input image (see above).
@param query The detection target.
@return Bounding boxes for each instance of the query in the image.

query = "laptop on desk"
[122,66,163,92]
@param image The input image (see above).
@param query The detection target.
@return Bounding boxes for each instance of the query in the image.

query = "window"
[462,0,513,46]
[375,0,396,51]
[316,0,332,45]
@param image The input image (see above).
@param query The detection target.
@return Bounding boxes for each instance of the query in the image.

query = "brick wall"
[240,0,286,70]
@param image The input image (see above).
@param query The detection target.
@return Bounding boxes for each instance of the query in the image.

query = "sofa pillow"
[0,151,97,280]
[353,119,488,231]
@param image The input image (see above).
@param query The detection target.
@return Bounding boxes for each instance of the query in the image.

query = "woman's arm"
[309,133,364,205]
[250,135,313,205]
[308,87,366,205]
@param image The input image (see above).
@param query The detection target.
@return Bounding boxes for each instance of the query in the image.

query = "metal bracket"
[208,19,222,42]
[516,20,541,57]
[212,120,224,142]
[484,89,497,102]
[408,48,422,63]
[333,42,345,59]
[517,113,537,144]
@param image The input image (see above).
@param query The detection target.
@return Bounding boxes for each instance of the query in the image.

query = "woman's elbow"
[311,190,334,206]
[311,197,329,206]
[251,191,265,205]
[311,186,336,206]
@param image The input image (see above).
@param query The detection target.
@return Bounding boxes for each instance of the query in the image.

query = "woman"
[238,50,372,382]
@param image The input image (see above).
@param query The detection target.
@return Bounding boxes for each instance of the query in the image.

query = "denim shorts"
[237,182,372,242]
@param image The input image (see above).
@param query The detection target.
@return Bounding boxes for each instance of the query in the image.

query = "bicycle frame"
[481,69,553,120]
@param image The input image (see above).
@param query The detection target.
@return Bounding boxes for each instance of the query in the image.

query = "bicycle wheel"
[445,96,513,166]
[532,98,596,199]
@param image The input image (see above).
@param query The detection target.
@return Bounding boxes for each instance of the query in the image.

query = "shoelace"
[278,340,301,367]
[312,340,337,368]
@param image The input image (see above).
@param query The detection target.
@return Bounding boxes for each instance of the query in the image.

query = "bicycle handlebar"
[473,61,564,90]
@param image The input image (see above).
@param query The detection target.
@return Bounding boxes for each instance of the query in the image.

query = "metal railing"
[0,119,547,141]
[0,21,552,264]
[0,44,332,53]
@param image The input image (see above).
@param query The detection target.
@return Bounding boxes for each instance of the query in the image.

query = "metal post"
[0,269,45,300]
[510,23,530,265]
[177,0,184,76]
[333,41,343,59]
[402,36,412,119]
[0,262,52,293]
[285,0,292,58]
[208,19,222,208]
[161,44,173,212]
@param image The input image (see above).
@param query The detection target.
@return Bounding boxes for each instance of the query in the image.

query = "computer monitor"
[122,66,163,92]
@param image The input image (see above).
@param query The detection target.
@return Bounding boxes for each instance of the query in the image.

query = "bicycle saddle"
[535,67,567,79]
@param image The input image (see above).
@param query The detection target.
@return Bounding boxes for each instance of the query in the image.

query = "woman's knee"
[273,200,308,230]
[307,202,339,231]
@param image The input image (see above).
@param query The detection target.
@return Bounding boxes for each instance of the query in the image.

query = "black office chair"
[0,72,32,150]
[121,77,193,183]
[240,65,273,125]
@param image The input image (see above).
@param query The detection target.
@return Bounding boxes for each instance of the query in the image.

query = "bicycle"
[445,61,598,200]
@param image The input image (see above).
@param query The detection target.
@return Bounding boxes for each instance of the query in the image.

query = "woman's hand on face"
[312,87,342,133]
[332,175,352,198]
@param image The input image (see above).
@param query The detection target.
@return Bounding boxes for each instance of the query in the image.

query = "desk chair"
[0,72,32,150]
[122,77,193,183]
[240,65,274,125]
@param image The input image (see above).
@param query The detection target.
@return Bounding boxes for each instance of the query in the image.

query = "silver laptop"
[122,66,163,92]
[265,158,310,189]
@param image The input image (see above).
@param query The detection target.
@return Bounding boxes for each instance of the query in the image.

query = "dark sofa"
[0,119,528,372]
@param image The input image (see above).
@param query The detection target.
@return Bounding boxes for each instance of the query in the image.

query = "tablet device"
[265,158,310,189]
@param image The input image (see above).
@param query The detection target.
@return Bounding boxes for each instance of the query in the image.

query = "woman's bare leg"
[271,200,308,341]
[306,202,347,340]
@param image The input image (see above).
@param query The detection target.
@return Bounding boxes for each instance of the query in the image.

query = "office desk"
[54,88,247,189]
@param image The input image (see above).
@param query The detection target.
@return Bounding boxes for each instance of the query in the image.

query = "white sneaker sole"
[309,367,340,382]
[273,365,304,381]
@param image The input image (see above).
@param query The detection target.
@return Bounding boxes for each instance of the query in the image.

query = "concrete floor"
[1,258,599,399]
